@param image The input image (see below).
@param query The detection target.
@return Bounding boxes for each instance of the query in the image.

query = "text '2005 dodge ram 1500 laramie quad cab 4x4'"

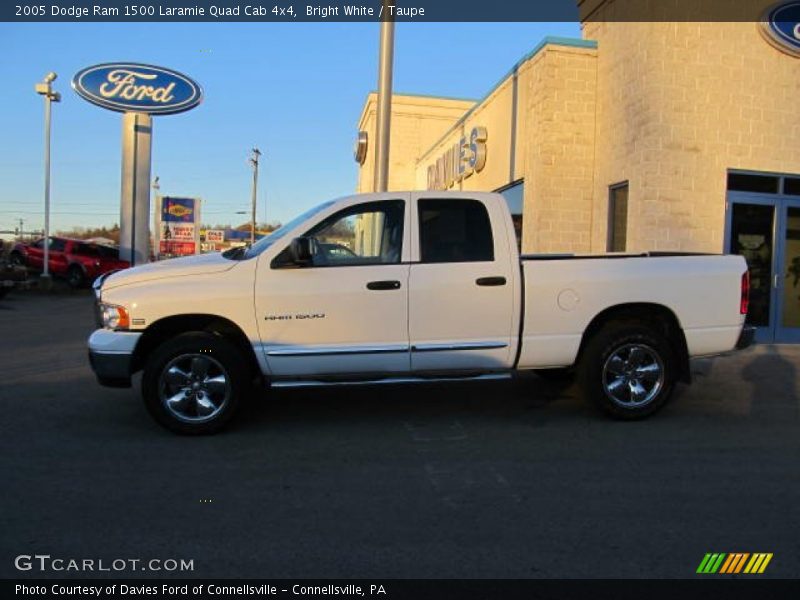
[88,192,754,434]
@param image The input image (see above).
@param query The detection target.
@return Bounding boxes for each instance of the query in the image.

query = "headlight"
[100,303,130,330]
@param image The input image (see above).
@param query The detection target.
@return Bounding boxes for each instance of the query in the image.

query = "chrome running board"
[270,372,512,389]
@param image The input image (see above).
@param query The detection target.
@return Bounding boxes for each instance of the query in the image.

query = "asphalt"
[1,292,799,579]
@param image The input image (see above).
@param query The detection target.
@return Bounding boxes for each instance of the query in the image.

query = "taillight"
[740,270,750,315]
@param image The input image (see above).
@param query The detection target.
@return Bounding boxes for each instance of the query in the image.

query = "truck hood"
[102,252,237,290]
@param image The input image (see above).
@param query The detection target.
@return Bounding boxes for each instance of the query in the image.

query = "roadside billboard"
[155,196,201,257]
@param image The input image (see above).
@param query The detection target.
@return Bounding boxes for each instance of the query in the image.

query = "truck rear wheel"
[142,332,248,434]
[579,322,676,420]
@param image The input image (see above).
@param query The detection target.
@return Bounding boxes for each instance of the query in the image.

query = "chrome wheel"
[602,343,664,408]
[158,353,230,423]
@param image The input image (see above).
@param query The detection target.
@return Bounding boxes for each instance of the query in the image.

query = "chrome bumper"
[88,329,142,388]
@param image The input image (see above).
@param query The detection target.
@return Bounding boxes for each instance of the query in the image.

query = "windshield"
[231,200,336,260]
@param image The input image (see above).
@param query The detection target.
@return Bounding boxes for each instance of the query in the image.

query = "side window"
[32,239,44,249]
[49,238,66,252]
[303,200,404,267]
[418,199,494,263]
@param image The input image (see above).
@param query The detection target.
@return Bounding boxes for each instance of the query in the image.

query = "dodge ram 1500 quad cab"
[88,192,754,434]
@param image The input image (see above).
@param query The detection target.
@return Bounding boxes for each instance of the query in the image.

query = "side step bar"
[270,373,512,389]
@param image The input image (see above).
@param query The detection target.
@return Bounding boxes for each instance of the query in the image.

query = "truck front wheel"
[579,322,676,420]
[142,332,248,434]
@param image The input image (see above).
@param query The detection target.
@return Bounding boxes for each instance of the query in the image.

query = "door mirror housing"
[290,236,316,266]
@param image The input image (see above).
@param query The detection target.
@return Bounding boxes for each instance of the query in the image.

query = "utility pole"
[35,72,60,284]
[249,148,261,245]
[373,0,395,192]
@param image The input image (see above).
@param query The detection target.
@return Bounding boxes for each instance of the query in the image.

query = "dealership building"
[354,0,800,343]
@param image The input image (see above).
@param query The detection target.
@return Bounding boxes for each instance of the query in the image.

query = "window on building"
[607,183,628,252]
[495,180,524,250]
[418,198,494,263]
[784,178,800,196]
[727,173,780,194]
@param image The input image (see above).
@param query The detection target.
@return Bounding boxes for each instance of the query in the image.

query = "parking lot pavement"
[1,292,799,579]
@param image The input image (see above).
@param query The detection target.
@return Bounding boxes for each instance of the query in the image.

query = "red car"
[9,237,130,288]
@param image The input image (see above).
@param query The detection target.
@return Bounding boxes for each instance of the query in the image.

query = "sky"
[0,21,581,238]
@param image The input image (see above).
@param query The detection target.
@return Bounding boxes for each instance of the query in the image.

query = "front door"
[256,197,411,377]
[727,195,800,343]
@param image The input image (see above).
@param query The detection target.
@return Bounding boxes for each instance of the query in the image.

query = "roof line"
[417,36,598,162]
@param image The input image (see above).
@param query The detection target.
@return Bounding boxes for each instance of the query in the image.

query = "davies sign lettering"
[426,127,488,191]
[72,63,203,115]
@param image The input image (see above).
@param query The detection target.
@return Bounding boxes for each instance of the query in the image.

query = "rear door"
[408,195,517,372]
[48,238,69,275]
[26,239,45,269]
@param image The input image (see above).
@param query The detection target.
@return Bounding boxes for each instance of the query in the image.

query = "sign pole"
[119,112,153,266]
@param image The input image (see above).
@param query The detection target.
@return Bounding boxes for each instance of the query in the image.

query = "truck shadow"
[239,372,585,428]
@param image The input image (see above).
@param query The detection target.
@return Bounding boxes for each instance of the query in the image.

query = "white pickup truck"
[88,192,754,434]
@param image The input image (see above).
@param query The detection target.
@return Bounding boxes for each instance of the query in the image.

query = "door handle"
[367,280,401,291]
[476,276,506,287]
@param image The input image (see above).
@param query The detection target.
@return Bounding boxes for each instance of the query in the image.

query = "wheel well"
[131,314,261,379]
[576,303,691,383]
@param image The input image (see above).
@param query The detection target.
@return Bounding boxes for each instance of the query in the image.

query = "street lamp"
[35,72,60,284]
[373,0,395,192]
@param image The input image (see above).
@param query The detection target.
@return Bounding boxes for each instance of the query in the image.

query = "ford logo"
[760,1,800,57]
[72,63,203,115]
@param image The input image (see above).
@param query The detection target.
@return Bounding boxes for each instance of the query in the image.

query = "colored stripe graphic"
[697,553,727,574]
[720,553,750,574]
[743,553,773,574]
[699,552,773,574]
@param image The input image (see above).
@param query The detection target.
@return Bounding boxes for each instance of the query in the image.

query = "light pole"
[151,176,160,259]
[373,0,395,192]
[249,148,261,245]
[35,72,60,284]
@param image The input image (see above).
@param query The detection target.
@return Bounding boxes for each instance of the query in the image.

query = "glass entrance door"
[776,202,800,343]
[727,195,800,343]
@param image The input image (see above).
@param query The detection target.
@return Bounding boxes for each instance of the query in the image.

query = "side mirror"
[290,237,315,265]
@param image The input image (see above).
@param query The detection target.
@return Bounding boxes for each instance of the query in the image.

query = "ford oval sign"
[760,1,800,57]
[72,63,203,115]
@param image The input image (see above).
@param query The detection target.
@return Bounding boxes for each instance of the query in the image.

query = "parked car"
[0,240,28,298]
[88,192,754,434]
[9,237,129,288]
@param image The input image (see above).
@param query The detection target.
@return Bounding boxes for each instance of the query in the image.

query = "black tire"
[578,321,676,420]
[142,332,249,434]
[8,252,24,267]
[67,265,85,289]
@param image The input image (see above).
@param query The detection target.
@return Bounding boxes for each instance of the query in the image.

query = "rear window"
[418,199,494,263]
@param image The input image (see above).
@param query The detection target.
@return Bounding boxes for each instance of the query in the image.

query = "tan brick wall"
[583,3,800,252]
[521,46,597,253]
[355,5,800,256]
[356,94,475,193]
[411,43,598,254]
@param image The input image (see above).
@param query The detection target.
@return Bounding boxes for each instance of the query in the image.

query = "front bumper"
[736,325,756,350]
[87,329,142,388]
